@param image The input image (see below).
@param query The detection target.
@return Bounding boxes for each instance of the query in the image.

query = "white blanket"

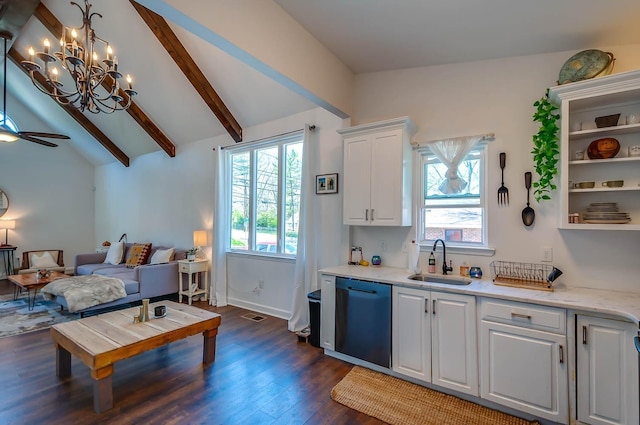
[42,275,127,313]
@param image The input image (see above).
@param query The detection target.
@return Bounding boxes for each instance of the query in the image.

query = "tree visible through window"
[419,147,486,246]
[228,132,303,255]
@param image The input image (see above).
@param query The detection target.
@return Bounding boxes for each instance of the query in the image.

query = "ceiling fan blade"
[19,134,58,147]
[19,131,70,140]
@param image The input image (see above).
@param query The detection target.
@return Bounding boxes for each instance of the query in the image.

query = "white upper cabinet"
[339,117,416,226]
[549,70,640,230]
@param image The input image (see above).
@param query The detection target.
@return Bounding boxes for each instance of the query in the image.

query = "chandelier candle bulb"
[43,39,50,54]
[127,75,132,90]
[28,47,34,62]
[107,45,112,61]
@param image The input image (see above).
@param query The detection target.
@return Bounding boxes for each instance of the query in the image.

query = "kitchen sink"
[407,274,472,285]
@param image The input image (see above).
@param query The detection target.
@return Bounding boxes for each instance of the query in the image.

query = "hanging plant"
[531,89,560,202]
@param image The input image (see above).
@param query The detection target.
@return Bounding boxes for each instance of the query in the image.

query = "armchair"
[19,250,65,275]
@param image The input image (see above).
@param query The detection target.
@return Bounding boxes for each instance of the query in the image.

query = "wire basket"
[489,261,556,291]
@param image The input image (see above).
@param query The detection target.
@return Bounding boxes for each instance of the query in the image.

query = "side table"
[178,259,209,305]
[0,245,17,278]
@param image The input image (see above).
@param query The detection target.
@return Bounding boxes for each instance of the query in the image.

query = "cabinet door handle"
[424,299,428,314]
[582,325,587,345]
[371,209,375,221]
[559,345,564,364]
[511,312,532,320]
[365,209,369,221]
[432,299,436,315]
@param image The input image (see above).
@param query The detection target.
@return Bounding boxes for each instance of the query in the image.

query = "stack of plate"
[583,202,631,224]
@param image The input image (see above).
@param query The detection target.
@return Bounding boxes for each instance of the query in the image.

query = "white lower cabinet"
[392,286,431,381]
[392,286,478,396]
[319,274,335,351]
[576,315,639,425]
[479,298,568,423]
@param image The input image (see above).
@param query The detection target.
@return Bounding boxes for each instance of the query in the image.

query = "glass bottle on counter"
[428,252,436,273]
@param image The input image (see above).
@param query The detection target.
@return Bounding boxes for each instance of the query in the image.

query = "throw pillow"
[149,248,174,264]
[104,241,125,265]
[30,251,58,268]
[125,243,152,268]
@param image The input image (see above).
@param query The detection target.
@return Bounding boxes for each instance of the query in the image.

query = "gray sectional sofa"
[53,244,187,314]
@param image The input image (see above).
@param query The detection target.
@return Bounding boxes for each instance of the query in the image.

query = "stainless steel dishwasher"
[335,276,391,368]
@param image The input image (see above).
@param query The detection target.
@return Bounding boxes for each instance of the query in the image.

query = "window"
[228,131,303,256]
[418,146,487,248]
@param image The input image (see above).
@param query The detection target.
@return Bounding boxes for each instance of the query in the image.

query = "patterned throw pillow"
[125,243,152,268]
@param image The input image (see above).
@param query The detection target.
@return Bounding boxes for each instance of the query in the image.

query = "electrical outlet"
[258,280,264,289]
[541,246,553,262]
[379,240,386,252]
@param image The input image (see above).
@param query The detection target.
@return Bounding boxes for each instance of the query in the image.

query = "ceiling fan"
[1,31,69,147]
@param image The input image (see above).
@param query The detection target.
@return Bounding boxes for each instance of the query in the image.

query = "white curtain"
[288,124,317,332]
[428,135,483,194]
[210,146,229,306]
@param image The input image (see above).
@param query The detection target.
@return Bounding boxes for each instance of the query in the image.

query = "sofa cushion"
[100,271,140,295]
[104,241,125,265]
[77,263,127,276]
[30,251,59,268]
[125,243,152,268]
[150,247,174,264]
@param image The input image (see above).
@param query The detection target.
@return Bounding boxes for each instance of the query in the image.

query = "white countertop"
[319,265,640,325]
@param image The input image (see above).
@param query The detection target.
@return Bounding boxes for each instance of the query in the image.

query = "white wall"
[350,44,640,292]
[95,107,347,317]
[0,92,95,276]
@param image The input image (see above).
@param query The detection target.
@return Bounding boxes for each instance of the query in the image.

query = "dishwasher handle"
[347,286,377,294]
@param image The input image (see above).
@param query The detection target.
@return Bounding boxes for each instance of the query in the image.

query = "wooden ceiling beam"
[8,47,130,167]
[130,0,243,143]
[33,2,176,157]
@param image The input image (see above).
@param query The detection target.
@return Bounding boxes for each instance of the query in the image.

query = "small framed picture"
[316,173,338,194]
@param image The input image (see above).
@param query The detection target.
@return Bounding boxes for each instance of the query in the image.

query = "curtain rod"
[213,126,315,151]
[411,132,495,148]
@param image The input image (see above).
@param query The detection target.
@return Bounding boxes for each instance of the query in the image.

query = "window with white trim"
[417,145,487,247]
[228,131,303,256]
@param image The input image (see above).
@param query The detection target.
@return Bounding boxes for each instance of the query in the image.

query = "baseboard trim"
[227,297,290,321]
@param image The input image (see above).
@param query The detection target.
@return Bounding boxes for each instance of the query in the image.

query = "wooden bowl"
[587,137,620,159]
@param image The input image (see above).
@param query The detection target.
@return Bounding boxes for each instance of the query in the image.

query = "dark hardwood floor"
[0,279,382,425]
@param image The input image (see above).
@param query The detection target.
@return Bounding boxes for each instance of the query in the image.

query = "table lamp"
[193,230,207,256]
[0,219,15,246]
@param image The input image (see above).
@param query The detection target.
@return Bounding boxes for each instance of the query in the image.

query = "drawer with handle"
[479,298,566,334]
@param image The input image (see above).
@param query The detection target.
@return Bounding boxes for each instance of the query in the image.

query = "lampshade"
[193,230,207,247]
[0,219,15,229]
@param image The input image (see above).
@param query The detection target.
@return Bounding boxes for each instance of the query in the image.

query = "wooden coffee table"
[50,301,221,413]
[8,271,69,310]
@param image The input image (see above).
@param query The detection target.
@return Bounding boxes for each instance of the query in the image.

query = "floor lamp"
[0,219,15,246]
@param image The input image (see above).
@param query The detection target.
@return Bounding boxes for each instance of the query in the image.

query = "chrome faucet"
[432,239,453,275]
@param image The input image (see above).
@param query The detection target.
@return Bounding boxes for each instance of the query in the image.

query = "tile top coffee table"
[50,301,222,413]
[8,271,69,310]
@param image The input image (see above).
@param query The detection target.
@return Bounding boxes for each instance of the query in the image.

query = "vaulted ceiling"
[1,0,317,166]
[2,0,640,166]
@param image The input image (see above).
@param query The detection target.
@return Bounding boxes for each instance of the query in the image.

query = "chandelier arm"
[93,96,130,113]
[25,70,76,100]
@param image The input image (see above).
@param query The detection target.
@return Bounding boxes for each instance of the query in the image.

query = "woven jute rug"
[331,366,540,425]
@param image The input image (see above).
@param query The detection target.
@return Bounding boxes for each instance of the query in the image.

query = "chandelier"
[21,0,137,114]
